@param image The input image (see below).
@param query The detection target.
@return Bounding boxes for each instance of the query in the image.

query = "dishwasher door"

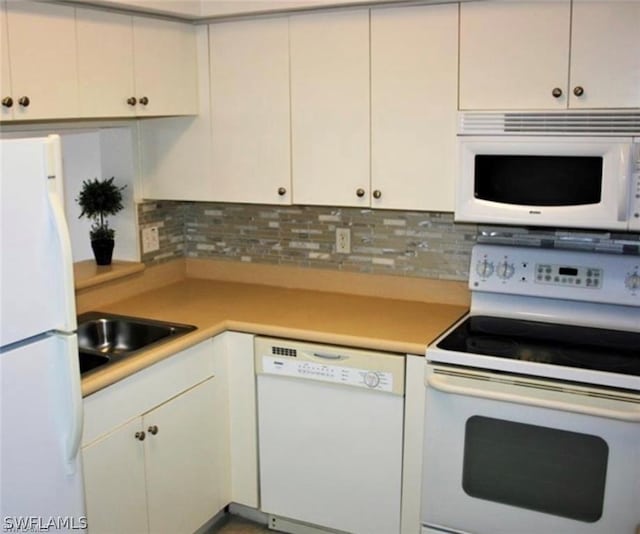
[255,337,405,534]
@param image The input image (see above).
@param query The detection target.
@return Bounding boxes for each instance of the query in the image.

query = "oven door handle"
[427,374,640,423]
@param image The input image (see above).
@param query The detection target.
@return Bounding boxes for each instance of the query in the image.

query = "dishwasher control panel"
[261,356,394,392]
[255,337,406,395]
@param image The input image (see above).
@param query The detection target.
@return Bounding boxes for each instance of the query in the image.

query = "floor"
[211,515,272,533]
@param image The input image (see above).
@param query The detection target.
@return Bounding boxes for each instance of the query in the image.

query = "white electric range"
[421,244,640,534]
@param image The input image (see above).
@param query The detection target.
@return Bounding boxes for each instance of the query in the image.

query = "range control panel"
[470,244,640,306]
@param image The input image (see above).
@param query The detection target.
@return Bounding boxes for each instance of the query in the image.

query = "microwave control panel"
[470,245,639,305]
[630,171,640,232]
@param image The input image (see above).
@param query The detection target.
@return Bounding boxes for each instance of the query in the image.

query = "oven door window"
[462,416,608,522]
[474,155,603,206]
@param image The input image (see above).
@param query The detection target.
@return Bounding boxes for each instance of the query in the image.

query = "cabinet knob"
[134,431,146,441]
[18,96,30,107]
[139,96,149,106]
[573,86,584,97]
[127,97,137,106]
[373,190,382,199]
[2,97,13,108]
[356,188,366,198]
[551,87,563,98]
[148,425,159,436]
[277,187,287,196]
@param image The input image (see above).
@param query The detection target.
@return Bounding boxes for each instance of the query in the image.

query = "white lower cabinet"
[223,332,259,508]
[81,338,230,534]
[82,418,149,533]
[145,377,223,534]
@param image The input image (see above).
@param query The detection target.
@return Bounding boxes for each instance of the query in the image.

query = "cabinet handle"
[148,425,159,436]
[277,187,287,196]
[356,188,365,198]
[2,96,13,108]
[134,431,146,441]
[18,96,30,107]
[139,96,149,106]
[551,87,563,98]
[373,190,382,199]
[573,86,584,97]
[127,96,137,106]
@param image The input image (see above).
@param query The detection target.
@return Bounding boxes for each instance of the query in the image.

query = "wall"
[138,200,640,283]
[62,128,138,262]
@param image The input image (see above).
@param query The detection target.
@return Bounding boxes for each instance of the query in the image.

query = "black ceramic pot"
[91,239,115,266]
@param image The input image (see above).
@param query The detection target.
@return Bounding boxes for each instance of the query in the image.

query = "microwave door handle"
[618,178,629,222]
[427,374,640,423]
[618,148,635,222]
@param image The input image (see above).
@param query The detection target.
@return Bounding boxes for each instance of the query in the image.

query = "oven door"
[421,364,640,534]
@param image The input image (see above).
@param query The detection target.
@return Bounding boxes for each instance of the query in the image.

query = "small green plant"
[76,177,126,240]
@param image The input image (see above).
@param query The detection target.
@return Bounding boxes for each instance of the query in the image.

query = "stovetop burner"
[438,316,640,377]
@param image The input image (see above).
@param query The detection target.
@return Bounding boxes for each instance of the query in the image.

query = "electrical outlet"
[142,226,160,254]
[336,228,351,254]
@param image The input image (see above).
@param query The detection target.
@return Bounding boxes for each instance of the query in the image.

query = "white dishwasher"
[255,337,405,534]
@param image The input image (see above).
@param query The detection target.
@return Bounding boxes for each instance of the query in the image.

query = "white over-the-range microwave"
[455,114,640,232]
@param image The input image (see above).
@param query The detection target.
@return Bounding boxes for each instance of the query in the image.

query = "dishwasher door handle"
[313,352,347,361]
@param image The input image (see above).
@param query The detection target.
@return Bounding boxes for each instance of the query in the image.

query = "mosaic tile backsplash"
[139,201,478,281]
[138,201,640,282]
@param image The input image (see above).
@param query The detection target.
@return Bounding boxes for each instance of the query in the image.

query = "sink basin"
[77,312,196,375]
[78,351,110,374]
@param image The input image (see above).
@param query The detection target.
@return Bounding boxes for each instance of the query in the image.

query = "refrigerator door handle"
[46,135,77,331]
[64,334,84,474]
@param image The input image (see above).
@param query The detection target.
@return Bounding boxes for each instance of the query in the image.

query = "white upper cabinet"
[1,2,12,120]
[290,9,370,207]
[459,1,571,110]
[569,1,640,109]
[209,17,291,204]
[2,2,197,121]
[76,9,136,118]
[139,26,211,200]
[133,16,198,117]
[459,1,640,110]
[3,1,79,120]
[371,4,458,212]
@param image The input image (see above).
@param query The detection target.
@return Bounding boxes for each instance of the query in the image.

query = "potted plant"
[76,177,126,266]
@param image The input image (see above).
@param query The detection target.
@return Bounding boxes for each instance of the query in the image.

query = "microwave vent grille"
[459,112,640,136]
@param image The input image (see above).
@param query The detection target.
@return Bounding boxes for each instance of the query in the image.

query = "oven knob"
[476,259,495,278]
[496,261,515,280]
[364,372,380,388]
[625,272,640,291]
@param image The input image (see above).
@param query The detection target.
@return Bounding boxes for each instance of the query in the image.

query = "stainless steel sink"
[77,312,197,375]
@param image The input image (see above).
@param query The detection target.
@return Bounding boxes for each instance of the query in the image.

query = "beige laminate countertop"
[81,278,468,396]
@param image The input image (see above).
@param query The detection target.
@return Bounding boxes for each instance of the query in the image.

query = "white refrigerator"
[0,136,86,531]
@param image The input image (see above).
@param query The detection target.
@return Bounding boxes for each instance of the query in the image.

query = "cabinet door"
[569,1,640,109]
[0,2,12,120]
[82,419,149,534]
[290,10,370,207]
[133,17,198,117]
[5,1,79,120]
[209,18,291,204]
[459,1,570,110]
[76,9,135,118]
[371,4,458,212]
[144,378,224,534]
